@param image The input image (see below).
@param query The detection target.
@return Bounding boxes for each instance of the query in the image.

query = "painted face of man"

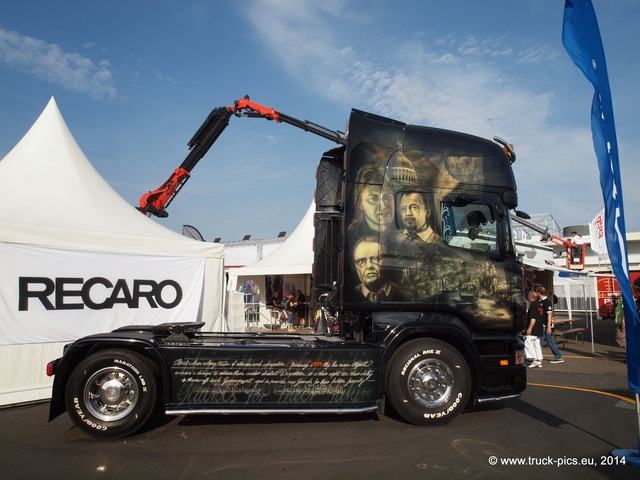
[400,193,427,233]
[359,185,394,232]
[354,240,382,287]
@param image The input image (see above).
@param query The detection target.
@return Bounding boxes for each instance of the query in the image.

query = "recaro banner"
[0,243,206,345]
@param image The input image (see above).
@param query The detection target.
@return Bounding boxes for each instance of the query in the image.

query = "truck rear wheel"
[64,349,158,438]
[386,339,470,426]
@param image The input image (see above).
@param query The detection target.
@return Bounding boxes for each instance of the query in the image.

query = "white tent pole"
[584,285,596,354]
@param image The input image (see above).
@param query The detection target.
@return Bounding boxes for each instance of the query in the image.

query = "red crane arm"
[138,96,346,218]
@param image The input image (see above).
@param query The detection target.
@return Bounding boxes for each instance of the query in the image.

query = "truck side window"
[442,203,499,254]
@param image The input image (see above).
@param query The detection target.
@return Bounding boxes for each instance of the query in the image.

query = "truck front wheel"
[64,349,158,438]
[386,339,470,426]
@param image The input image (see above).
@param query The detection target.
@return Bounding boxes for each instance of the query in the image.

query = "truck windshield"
[441,202,500,255]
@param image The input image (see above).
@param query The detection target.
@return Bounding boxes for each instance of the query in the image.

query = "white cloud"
[243,0,638,228]
[0,27,118,100]
[245,0,356,102]
[244,1,538,131]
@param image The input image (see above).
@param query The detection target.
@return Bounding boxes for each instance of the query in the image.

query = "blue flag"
[562,0,640,393]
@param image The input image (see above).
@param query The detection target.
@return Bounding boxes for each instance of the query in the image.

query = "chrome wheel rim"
[83,367,139,422]
[406,358,454,408]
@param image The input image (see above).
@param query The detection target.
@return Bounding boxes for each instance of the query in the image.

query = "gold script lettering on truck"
[46,96,528,438]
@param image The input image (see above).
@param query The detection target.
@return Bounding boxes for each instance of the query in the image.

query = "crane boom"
[511,214,585,269]
[138,96,346,218]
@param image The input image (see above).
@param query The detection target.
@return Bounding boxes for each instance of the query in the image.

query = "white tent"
[226,201,315,328]
[0,98,225,405]
[230,201,315,279]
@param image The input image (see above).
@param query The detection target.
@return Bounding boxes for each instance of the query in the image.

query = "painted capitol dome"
[387,141,417,187]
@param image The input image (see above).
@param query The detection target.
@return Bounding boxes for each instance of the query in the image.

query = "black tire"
[385,339,471,426]
[64,349,158,438]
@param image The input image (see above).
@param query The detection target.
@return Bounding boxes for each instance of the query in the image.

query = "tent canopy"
[230,201,315,278]
[0,97,223,259]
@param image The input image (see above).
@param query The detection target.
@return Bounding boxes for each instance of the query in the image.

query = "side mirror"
[498,219,511,256]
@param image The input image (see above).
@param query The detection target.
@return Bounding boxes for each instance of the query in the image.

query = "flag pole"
[611,393,640,464]
[562,0,640,464]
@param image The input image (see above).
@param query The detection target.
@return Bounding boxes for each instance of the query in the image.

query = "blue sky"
[1,0,638,242]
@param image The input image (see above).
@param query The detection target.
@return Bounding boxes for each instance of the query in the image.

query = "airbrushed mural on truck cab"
[342,113,522,329]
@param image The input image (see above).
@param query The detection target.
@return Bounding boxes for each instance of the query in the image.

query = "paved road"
[1,318,638,479]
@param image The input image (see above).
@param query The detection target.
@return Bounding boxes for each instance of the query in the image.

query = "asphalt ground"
[1,315,638,479]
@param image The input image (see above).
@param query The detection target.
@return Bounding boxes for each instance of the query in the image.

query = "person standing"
[295,290,308,328]
[285,293,298,332]
[614,296,626,349]
[570,231,584,264]
[536,286,564,363]
[525,291,544,368]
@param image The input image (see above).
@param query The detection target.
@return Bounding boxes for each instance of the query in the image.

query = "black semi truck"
[47,98,527,438]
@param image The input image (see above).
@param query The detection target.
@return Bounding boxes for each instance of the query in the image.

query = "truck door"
[438,199,523,330]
